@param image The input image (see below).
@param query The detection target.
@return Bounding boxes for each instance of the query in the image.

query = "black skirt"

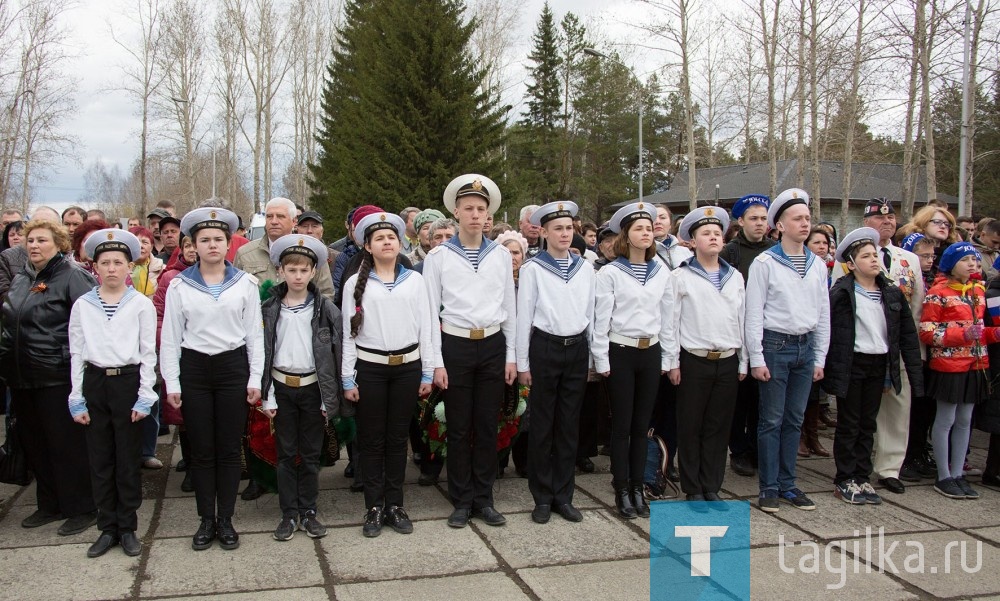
[927,369,990,405]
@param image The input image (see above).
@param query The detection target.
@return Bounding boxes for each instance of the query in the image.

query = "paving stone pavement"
[0,427,997,600]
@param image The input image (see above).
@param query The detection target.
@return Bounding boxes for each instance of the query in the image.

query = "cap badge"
[210,211,217,219]
[880,204,889,215]
[297,238,305,246]
[557,203,564,211]
[106,232,114,240]
[472,179,483,191]
[792,191,798,199]
[638,203,644,209]
[379,214,386,221]
[705,208,715,217]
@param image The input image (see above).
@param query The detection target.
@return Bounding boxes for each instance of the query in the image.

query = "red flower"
[30,282,47,293]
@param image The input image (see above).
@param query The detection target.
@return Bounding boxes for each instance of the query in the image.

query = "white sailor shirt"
[68,286,158,417]
[422,235,517,366]
[592,256,676,373]
[159,263,265,394]
[515,251,595,372]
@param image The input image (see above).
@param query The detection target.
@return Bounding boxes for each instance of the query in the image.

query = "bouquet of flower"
[418,384,527,459]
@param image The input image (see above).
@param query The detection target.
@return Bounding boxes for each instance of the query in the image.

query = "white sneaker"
[142,457,164,469]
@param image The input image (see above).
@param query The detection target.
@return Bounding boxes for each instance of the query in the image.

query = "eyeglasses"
[929,219,952,229]
[916,253,935,260]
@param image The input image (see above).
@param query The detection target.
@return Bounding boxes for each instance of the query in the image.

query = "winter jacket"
[153,247,194,349]
[977,275,1000,433]
[0,253,96,388]
[822,272,923,398]
[719,230,775,283]
[919,274,1000,373]
[260,281,349,418]
[0,245,26,304]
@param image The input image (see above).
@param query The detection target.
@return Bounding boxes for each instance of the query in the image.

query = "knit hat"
[571,233,587,256]
[900,232,926,253]
[494,230,528,256]
[414,209,445,232]
[351,205,385,244]
[939,241,981,274]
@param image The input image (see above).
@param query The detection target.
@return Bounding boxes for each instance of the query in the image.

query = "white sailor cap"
[767,188,810,229]
[179,207,240,237]
[355,211,407,243]
[835,227,879,264]
[678,206,730,242]
[443,174,501,215]
[609,202,656,233]
[529,201,579,226]
[269,233,329,266]
[84,228,141,262]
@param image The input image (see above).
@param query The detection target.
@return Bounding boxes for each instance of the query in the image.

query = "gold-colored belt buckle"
[470,328,485,340]
[285,374,301,387]
[637,338,650,350]
[387,354,404,366]
[106,368,121,376]
[707,351,722,360]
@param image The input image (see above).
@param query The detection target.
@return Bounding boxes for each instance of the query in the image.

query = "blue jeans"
[757,330,815,493]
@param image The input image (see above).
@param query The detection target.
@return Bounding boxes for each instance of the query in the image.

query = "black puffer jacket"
[720,230,775,282]
[822,272,924,399]
[976,275,1000,434]
[0,253,96,388]
[260,281,350,417]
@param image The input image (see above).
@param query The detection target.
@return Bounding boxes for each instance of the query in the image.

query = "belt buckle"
[387,354,404,366]
[469,328,485,340]
[285,374,301,387]
[637,338,650,350]
[564,337,577,346]
[707,351,722,360]
[105,368,120,376]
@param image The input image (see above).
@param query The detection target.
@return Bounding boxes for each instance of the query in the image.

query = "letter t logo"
[675,526,729,576]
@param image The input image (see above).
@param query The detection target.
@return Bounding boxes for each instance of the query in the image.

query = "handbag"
[643,428,679,499]
[0,413,32,486]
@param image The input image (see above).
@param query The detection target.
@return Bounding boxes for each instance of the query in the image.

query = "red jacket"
[919,274,1000,372]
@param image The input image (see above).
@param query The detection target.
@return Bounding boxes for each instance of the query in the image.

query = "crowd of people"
[1,178,999,559]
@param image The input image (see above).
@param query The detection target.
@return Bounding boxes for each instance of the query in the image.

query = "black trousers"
[833,353,887,484]
[527,330,589,506]
[273,381,325,518]
[606,343,661,487]
[905,364,936,464]
[577,380,605,460]
[356,359,421,508]
[83,366,143,533]
[442,331,505,510]
[729,372,760,459]
[986,433,1000,477]
[14,384,95,517]
[179,347,249,519]
[677,351,740,495]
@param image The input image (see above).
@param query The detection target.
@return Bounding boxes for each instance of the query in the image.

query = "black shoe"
[240,480,264,501]
[666,464,680,483]
[730,454,755,477]
[192,517,216,550]
[982,472,1000,487]
[955,477,980,500]
[914,455,937,477]
[384,505,413,534]
[58,511,98,536]
[555,503,583,522]
[778,488,816,510]
[349,481,365,493]
[181,471,195,493]
[363,506,384,538]
[898,464,921,483]
[300,511,328,538]
[934,478,966,499]
[417,473,439,486]
[119,530,141,557]
[86,532,118,558]
[217,517,239,550]
[531,504,551,524]
[577,457,595,473]
[615,487,637,519]
[686,494,709,512]
[21,509,63,529]
[344,462,355,478]
[447,507,470,529]
[758,490,779,513]
[878,477,905,494]
[703,492,729,511]
[273,517,296,541]
[703,492,721,501]
[686,494,706,501]
[176,458,188,472]
[472,506,506,527]
[630,485,649,518]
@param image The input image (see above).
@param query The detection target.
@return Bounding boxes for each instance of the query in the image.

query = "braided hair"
[349,248,373,338]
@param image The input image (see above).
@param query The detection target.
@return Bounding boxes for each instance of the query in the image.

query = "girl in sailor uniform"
[341,211,435,538]
[592,202,675,520]
[160,208,264,552]
[69,229,157,558]
[667,207,747,503]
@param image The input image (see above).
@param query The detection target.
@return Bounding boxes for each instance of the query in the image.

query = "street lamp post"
[583,48,644,203]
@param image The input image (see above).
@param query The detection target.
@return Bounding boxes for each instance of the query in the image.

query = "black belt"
[534,329,586,346]
[356,342,419,356]
[762,329,810,343]
[86,362,140,377]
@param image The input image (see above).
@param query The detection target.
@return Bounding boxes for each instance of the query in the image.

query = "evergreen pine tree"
[309,0,505,236]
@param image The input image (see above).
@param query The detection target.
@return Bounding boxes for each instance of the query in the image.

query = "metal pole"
[958,0,972,216]
[212,142,217,199]
[638,99,643,203]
